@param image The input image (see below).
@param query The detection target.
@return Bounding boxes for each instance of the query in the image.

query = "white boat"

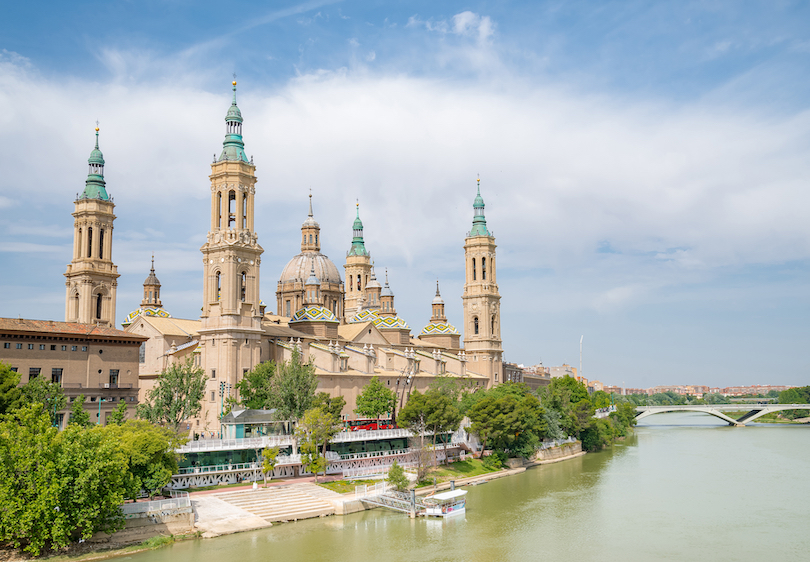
[423,489,467,517]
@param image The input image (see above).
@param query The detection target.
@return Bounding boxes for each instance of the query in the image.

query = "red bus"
[346,419,396,431]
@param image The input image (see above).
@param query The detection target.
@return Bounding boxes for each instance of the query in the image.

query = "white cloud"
[407,11,494,44]
[1,52,809,383]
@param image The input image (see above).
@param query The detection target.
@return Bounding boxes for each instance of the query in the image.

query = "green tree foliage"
[354,376,396,424]
[237,360,276,410]
[295,407,341,482]
[779,386,810,419]
[468,389,548,458]
[396,391,431,482]
[581,417,615,451]
[260,446,280,486]
[136,359,206,432]
[0,362,22,415]
[271,350,318,423]
[21,376,67,426]
[312,392,346,421]
[591,390,611,409]
[0,405,128,555]
[424,390,463,465]
[538,376,590,437]
[106,420,180,499]
[107,400,128,426]
[68,394,92,428]
[387,460,409,491]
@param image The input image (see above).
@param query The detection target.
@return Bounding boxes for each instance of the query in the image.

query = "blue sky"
[1,1,808,388]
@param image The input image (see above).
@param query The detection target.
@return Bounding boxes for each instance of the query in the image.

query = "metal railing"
[177,435,292,453]
[121,491,190,515]
[339,447,411,461]
[343,461,417,479]
[355,482,388,499]
[332,428,415,442]
[177,454,303,474]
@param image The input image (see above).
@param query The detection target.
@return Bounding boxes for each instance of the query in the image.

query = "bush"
[482,451,507,470]
[387,461,409,491]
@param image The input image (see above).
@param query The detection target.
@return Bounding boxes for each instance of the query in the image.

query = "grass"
[317,479,380,494]
[415,459,499,487]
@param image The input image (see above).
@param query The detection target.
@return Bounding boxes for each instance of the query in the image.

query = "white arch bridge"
[635,404,809,426]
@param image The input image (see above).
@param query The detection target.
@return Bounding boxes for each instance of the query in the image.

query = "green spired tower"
[462,178,503,387]
[64,126,119,326]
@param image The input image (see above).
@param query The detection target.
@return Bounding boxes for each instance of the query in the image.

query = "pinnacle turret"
[218,80,249,163]
[81,126,109,200]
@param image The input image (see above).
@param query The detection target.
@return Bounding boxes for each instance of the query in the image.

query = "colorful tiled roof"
[122,307,172,327]
[348,309,409,330]
[289,305,339,324]
[421,322,460,335]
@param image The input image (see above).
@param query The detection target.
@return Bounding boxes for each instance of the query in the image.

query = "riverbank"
[15,443,587,561]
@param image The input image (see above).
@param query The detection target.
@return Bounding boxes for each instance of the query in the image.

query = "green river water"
[126,413,810,562]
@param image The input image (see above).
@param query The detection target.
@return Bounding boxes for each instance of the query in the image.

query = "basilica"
[72,82,505,433]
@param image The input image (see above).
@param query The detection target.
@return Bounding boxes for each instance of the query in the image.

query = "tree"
[237,360,276,409]
[295,407,341,482]
[0,362,22,415]
[468,390,548,458]
[68,394,92,428]
[106,420,181,499]
[136,359,206,433]
[107,400,128,426]
[312,392,346,421]
[354,376,396,426]
[591,390,611,409]
[260,446,280,487]
[424,389,463,466]
[397,391,431,482]
[21,376,67,426]
[0,405,128,555]
[271,350,318,424]
[387,460,409,491]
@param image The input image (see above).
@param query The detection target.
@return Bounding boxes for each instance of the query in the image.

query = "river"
[128,413,810,562]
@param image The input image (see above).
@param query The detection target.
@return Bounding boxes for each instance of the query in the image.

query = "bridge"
[635,404,809,426]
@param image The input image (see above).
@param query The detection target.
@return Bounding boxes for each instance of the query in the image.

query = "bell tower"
[64,126,119,327]
[462,179,502,386]
[198,80,264,428]
[343,203,372,320]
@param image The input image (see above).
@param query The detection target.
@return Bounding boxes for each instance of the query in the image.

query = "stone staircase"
[215,483,341,523]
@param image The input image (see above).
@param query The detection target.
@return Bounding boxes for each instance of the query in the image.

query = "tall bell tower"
[198,80,264,428]
[462,179,503,386]
[343,203,372,320]
[64,126,119,327]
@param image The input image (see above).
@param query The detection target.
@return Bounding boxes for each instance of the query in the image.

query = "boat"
[423,489,467,517]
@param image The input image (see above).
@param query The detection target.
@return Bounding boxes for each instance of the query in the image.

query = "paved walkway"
[191,480,343,538]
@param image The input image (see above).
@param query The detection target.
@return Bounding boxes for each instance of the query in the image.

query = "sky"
[0,1,808,389]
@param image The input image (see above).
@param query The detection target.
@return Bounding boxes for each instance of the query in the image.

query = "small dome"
[88,147,105,166]
[144,269,160,286]
[366,268,381,289]
[302,215,319,228]
[279,253,342,285]
[122,307,172,327]
[432,294,444,305]
[289,305,339,324]
[226,93,243,124]
[421,322,459,335]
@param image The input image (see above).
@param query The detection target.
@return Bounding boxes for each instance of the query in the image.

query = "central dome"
[279,252,342,285]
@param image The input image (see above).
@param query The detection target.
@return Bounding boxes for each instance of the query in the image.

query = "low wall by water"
[533,442,582,463]
[90,509,195,546]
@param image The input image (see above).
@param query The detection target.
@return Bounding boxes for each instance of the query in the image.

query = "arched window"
[77,229,82,258]
[217,192,222,228]
[474,316,479,335]
[99,229,105,259]
[87,227,93,258]
[315,234,318,244]
[357,274,361,290]
[95,294,103,319]
[228,191,236,228]
[481,257,486,280]
[349,276,353,290]
[72,293,79,319]
[242,195,247,229]
[309,234,312,244]
[472,257,476,281]
[240,272,246,301]
[149,290,153,303]
[491,315,495,335]
[216,271,221,301]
